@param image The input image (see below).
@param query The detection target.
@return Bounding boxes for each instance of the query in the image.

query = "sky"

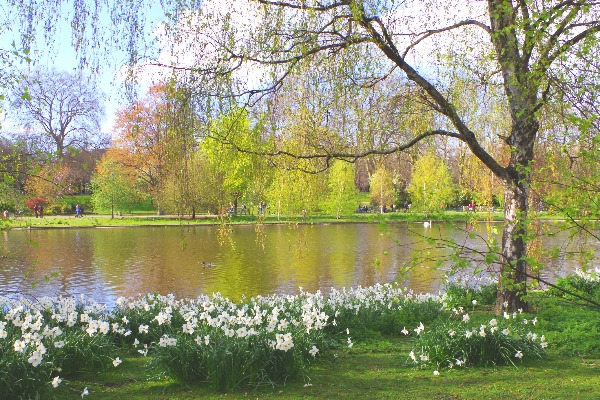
[0,1,168,136]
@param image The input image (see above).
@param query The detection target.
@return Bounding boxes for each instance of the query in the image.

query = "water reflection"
[0,222,596,307]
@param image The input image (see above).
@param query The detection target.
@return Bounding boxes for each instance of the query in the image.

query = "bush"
[150,327,314,391]
[328,294,445,336]
[0,296,126,399]
[113,292,327,391]
[49,204,63,215]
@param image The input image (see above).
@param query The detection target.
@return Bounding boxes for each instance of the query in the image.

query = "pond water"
[0,222,597,307]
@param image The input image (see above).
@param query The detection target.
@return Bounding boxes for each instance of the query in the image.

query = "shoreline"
[3,211,573,230]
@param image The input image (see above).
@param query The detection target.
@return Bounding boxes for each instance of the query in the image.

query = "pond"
[0,221,597,307]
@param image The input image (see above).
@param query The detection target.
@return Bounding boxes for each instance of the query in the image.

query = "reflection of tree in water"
[216,214,235,250]
[0,230,42,286]
[254,213,266,250]
[289,223,310,260]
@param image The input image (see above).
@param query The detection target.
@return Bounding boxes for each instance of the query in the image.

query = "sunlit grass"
[5,210,508,230]
[51,341,599,400]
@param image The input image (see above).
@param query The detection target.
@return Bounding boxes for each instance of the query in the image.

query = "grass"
[52,336,599,400]
[5,210,508,230]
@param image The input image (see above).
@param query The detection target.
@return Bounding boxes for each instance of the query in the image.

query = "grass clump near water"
[1,275,599,399]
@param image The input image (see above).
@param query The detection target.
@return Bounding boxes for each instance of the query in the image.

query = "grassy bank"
[50,342,600,400]
[3,210,514,229]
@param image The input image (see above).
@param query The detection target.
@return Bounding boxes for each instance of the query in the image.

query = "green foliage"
[328,296,444,336]
[266,168,325,216]
[150,324,314,391]
[531,294,600,357]
[55,195,94,214]
[0,181,25,212]
[407,153,455,213]
[321,160,359,218]
[0,335,56,400]
[411,312,546,370]
[91,158,141,216]
[202,108,270,212]
[369,167,395,208]
[551,270,600,303]
[444,282,498,310]
[0,296,121,399]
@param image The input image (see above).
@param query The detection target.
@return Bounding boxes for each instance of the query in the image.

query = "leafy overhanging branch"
[211,127,461,173]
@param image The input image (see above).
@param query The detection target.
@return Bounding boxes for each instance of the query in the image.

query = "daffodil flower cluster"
[574,267,600,282]
[409,301,547,372]
[0,281,542,395]
[0,295,124,399]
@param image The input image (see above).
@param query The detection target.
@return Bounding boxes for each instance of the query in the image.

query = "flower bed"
[0,281,550,398]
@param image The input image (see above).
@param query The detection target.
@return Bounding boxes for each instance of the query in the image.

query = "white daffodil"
[51,376,62,388]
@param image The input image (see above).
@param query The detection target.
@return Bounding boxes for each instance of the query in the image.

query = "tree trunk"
[496,178,530,313]
[495,112,538,313]
[233,193,240,215]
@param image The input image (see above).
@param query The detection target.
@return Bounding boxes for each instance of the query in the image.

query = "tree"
[9,0,600,311]
[323,160,358,218]
[266,167,325,218]
[11,69,105,157]
[24,163,73,203]
[369,167,395,212]
[203,108,269,215]
[407,153,455,213]
[112,85,167,202]
[91,156,140,218]
[0,181,25,213]
[137,0,598,312]
[156,82,201,217]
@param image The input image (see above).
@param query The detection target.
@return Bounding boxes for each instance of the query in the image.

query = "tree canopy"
[10,69,105,156]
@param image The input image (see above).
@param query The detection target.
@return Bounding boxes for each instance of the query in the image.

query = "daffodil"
[515,350,524,359]
[51,376,62,388]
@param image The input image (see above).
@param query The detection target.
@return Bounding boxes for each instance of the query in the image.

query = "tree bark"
[495,111,538,313]
[496,178,531,313]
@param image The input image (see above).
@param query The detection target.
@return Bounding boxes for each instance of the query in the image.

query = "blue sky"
[0,1,166,136]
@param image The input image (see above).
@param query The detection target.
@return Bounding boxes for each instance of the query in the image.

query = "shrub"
[0,296,125,399]
[113,292,328,391]
[49,204,63,215]
[327,292,445,336]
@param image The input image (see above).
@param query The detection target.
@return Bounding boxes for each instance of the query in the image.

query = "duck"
[423,220,432,228]
[200,262,216,268]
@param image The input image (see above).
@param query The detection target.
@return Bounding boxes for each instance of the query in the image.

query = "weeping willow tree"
[8,0,600,311]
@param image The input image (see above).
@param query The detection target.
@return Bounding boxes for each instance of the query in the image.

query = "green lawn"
[5,210,511,230]
[52,295,600,400]
[52,337,599,400]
